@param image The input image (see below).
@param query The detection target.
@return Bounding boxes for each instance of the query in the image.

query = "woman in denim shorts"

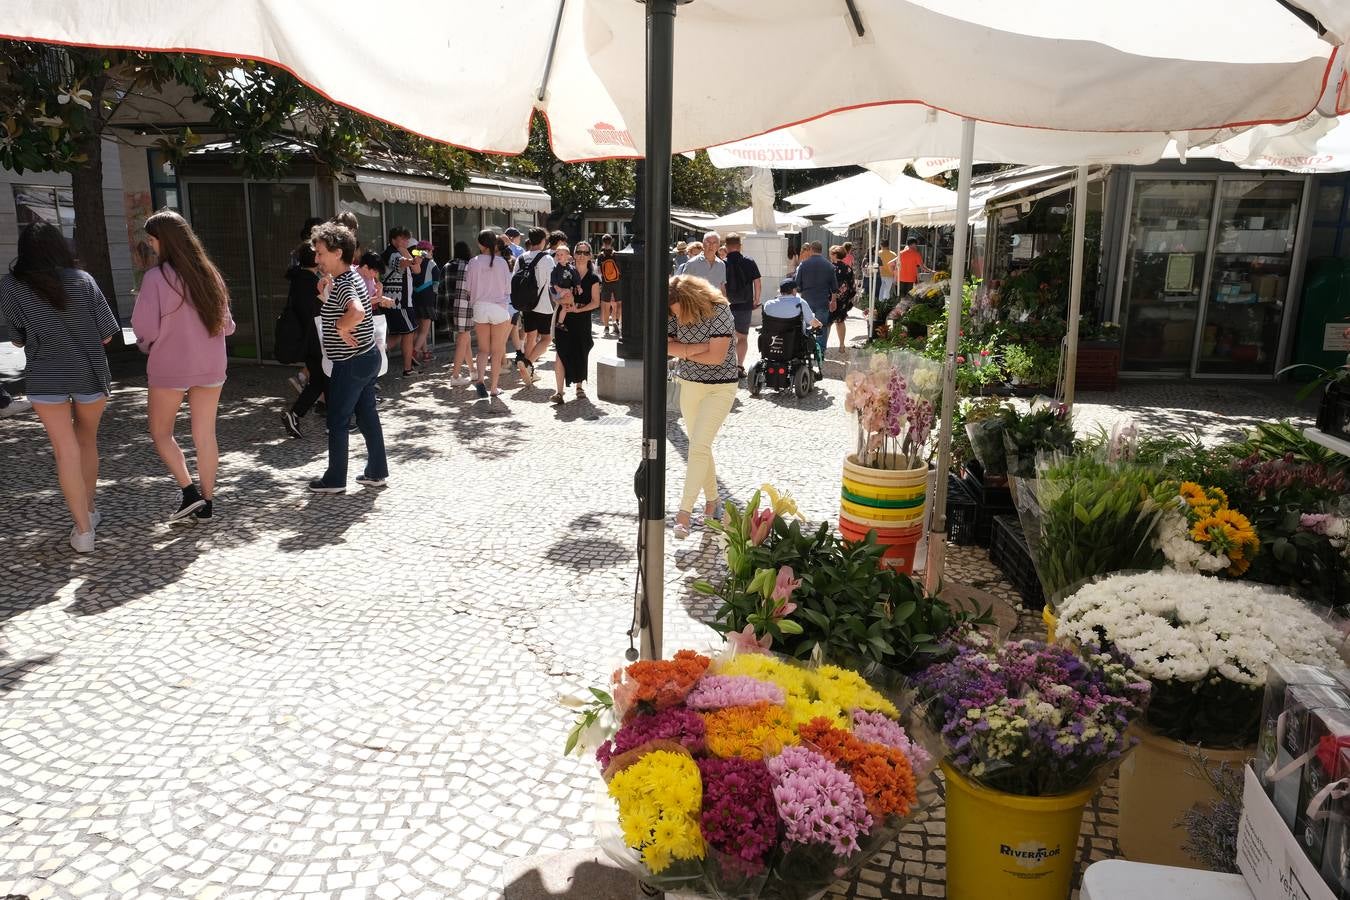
[0,223,120,553]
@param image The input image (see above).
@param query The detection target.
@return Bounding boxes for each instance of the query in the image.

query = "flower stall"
[841,351,942,573]
[1055,571,1346,868]
[569,648,935,900]
[916,639,1150,899]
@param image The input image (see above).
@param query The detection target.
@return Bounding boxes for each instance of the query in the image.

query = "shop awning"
[885,166,1103,227]
[354,172,551,213]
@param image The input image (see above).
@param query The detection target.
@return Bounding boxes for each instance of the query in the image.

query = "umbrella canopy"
[1,0,1341,162]
[703,206,810,233]
[781,171,956,223]
[1164,112,1350,172]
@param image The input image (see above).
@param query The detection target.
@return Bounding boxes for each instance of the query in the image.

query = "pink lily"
[772,565,802,603]
[727,624,773,654]
[749,508,774,546]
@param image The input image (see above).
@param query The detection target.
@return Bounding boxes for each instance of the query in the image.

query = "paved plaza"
[0,320,1313,900]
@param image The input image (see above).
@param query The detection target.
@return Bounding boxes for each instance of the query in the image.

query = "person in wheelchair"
[750,279,824,397]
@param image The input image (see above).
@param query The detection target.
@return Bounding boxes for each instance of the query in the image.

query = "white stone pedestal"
[596,356,645,404]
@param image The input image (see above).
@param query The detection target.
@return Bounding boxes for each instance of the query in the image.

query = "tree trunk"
[71,75,120,322]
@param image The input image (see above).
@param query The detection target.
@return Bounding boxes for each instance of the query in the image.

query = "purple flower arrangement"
[765,746,873,857]
[697,757,780,877]
[851,709,932,772]
[686,675,786,711]
[915,640,1150,796]
[596,706,706,770]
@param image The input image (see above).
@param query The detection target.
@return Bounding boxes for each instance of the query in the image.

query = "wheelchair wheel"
[793,364,814,398]
[749,363,765,397]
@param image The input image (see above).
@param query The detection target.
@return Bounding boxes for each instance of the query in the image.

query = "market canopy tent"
[2,0,1342,162]
[702,206,810,233]
[4,0,1345,659]
[782,171,956,223]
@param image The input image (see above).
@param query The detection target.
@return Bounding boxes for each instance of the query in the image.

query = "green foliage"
[670,150,748,214]
[1232,421,1350,474]
[1036,457,1163,602]
[958,399,1011,473]
[564,688,612,757]
[1002,344,1060,386]
[999,403,1076,478]
[698,493,990,673]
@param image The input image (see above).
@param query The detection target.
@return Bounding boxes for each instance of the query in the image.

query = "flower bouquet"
[843,350,941,470]
[1152,481,1260,577]
[914,639,1149,899]
[915,639,1149,796]
[1055,571,1344,747]
[570,648,936,899]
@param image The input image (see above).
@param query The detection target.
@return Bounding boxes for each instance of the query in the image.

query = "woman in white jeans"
[464,228,513,399]
[667,274,740,539]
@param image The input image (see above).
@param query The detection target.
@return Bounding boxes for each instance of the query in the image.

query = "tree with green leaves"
[0,41,481,310]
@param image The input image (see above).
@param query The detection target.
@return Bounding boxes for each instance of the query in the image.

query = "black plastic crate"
[1318,382,1350,442]
[962,460,1015,547]
[989,514,1045,610]
[944,474,978,546]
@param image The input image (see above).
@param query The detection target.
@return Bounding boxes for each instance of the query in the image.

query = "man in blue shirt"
[762,278,821,333]
[794,241,837,357]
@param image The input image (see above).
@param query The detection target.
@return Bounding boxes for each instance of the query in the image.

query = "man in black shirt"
[722,233,762,375]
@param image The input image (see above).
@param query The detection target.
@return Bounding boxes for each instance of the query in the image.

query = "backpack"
[510,251,548,312]
[273,306,306,364]
[599,252,621,284]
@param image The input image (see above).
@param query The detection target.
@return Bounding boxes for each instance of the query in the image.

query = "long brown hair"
[144,210,230,336]
[11,222,77,309]
[668,274,728,326]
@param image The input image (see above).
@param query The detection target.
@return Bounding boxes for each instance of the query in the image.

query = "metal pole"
[923,117,976,595]
[636,0,679,661]
[1062,165,1090,409]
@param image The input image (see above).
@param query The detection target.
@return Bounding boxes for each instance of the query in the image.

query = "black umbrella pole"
[637,0,678,661]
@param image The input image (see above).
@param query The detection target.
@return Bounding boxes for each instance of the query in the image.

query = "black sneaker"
[170,485,205,522]
[308,479,345,494]
[282,410,302,439]
[474,381,489,399]
[348,417,359,433]
[195,500,214,521]
[355,474,387,488]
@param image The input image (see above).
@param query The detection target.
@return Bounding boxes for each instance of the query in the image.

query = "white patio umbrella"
[703,206,810,233]
[6,0,1344,658]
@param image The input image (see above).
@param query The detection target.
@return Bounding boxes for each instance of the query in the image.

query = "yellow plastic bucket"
[1043,605,1058,643]
[839,496,926,525]
[942,762,1093,900]
[840,454,928,489]
[839,477,927,503]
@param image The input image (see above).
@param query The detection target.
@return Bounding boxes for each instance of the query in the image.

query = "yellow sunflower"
[1191,507,1259,576]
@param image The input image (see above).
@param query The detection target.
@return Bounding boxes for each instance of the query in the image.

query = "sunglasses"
[575,250,592,255]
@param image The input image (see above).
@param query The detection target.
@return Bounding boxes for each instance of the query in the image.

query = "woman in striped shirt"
[308,222,387,493]
[0,223,119,553]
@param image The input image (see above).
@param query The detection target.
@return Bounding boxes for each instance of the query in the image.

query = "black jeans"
[292,350,329,417]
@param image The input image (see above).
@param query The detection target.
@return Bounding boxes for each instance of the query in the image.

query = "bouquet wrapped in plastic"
[843,350,942,470]
[1055,571,1347,747]
[569,648,937,899]
[914,638,1151,796]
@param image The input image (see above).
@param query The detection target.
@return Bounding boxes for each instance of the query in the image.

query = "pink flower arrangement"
[748,508,774,546]
[596,705,706,770]
[697,757,779,876]
[766,745,873,856]
[686,675,786,710]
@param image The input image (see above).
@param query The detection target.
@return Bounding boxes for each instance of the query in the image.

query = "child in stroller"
[748,279,823,398]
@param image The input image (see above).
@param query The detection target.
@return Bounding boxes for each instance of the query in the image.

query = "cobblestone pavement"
[0,318,1309,899]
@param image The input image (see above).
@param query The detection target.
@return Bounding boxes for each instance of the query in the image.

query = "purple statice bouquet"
[915,640,1150,796]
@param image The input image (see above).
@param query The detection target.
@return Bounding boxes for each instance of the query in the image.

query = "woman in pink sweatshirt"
[131,210,236,523]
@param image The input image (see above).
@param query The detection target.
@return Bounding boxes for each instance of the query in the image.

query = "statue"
[748,166,776,233]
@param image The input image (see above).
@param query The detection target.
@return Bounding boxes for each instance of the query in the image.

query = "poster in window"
[1164,253,1196,293]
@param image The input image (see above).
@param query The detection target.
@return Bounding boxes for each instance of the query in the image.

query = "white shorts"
[472,303,511,326]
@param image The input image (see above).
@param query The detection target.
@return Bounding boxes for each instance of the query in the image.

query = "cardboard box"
[1240,765,1337,900]
[1260,665,1349,794]
[1295,709,1350,869]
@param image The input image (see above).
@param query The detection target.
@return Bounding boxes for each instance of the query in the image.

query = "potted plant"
[698,489,991,674]
[915,639,1149,899]
[1075,318,1121,392]
[568,648,936,900]
[841,351,942,573]
[1055,571,1345,867]
[997,401,1075,480]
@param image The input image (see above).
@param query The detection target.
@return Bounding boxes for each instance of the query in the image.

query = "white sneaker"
[0,398,32,417]
[89,510,102,530]
[450,375,473,387]
[69,527,95,553]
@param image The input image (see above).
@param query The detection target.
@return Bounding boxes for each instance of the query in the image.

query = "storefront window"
[337,184,382,247]
[484,209,511,232]
[452,207,480,250]
[1119,179,1216,372]
[13,185,76,240]
[1195,179,1302,376]
[384,202,421,242]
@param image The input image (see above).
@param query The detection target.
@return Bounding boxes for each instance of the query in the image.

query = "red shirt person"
[892,238,929,297]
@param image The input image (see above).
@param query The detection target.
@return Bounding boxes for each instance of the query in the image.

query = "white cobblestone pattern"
[0,320,1308,899]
